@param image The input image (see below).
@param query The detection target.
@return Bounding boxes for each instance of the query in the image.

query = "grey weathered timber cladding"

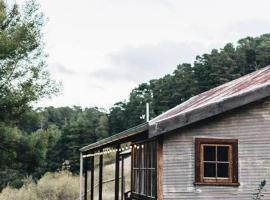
[162,97,270,200]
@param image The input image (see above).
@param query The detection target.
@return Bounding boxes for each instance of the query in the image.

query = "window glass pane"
[204,146,216,161]
[217,146,229,161]
[150,143,154,168]
[217,163,229,177]
[153,142,156,167]
[137,148,140,167]
[149,170,152,196]
[146,169,149,196]
[135,170,139,193]
[132,141,156,197]
[204,163,216,177]
[141,147,145,168]
[141,170,145,194]
[151,170,156,197]
[134,149,137,168]
[133,150,135,168]
[145,144,149,168]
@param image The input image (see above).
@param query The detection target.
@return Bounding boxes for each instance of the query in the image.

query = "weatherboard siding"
[162,97,270,200]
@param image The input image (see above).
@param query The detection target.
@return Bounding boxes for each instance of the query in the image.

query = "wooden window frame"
[194,138,239,186]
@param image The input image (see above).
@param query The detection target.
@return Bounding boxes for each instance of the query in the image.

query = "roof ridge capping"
[149,65,270,137]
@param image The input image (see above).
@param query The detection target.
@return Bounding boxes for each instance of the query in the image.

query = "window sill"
[194,182,240,186]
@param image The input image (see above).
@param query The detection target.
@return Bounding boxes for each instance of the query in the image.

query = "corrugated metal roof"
[150,66,270,124]
[149,66,270,136]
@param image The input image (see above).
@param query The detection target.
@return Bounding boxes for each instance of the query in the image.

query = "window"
[195,138,239,186]
[132,140,156,199]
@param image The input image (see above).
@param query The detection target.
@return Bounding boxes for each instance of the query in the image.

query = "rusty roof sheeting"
[149,66,270,134]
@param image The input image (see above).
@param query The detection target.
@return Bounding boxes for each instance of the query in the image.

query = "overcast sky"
[17,0,270,110]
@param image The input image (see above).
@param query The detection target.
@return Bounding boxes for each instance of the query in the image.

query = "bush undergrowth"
[0,171,79,200]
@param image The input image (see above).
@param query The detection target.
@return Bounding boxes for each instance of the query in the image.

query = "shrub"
[0,171,79,200]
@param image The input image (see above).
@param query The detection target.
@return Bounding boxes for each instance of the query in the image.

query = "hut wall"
[162,97,270,199]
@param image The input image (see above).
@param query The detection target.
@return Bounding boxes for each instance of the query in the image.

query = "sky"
[17,0,270,110]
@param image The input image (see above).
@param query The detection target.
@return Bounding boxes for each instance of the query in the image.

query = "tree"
[108,101,127,135]
[0,0,58,190]
[0,0,58,124]
[124,83,154,128]
[150,75,174,115]
[193,43,240,93]
[42,106,80,129]
[45,107,109,173]
[16,109,42,133]
[95,115,109,140]
[150,63,197,115]
[0,124,61,189]
[236,34,270,74]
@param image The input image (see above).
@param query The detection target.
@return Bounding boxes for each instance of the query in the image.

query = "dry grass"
[91,153,131,200]
[0,171,79,200]
[0,155,131,200]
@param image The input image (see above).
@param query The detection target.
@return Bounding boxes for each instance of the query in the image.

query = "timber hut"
[80,66,270,200]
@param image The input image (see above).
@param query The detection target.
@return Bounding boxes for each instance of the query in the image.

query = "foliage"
[43,107,109,173]
[253,179,267,200]
[0,125,61,190]
[253,170,270,200]
[0,171,79,200]
[0,0,58,124]
[108,101,127,135]
[0,105,109,191]
[0,0,59,191]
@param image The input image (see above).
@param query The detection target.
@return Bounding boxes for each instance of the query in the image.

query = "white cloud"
[49,62,75,75]
[91,41,208,83]
[229,19,270,38]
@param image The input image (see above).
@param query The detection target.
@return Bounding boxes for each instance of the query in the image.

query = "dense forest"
[1,0,270,192]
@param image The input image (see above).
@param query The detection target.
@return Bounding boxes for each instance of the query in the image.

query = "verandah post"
[84,159,88,200]
[99,150,103,200]
[79,153,83,200]
[121,155,124,200]
[115,144,120,200]
[90,156,94,200]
